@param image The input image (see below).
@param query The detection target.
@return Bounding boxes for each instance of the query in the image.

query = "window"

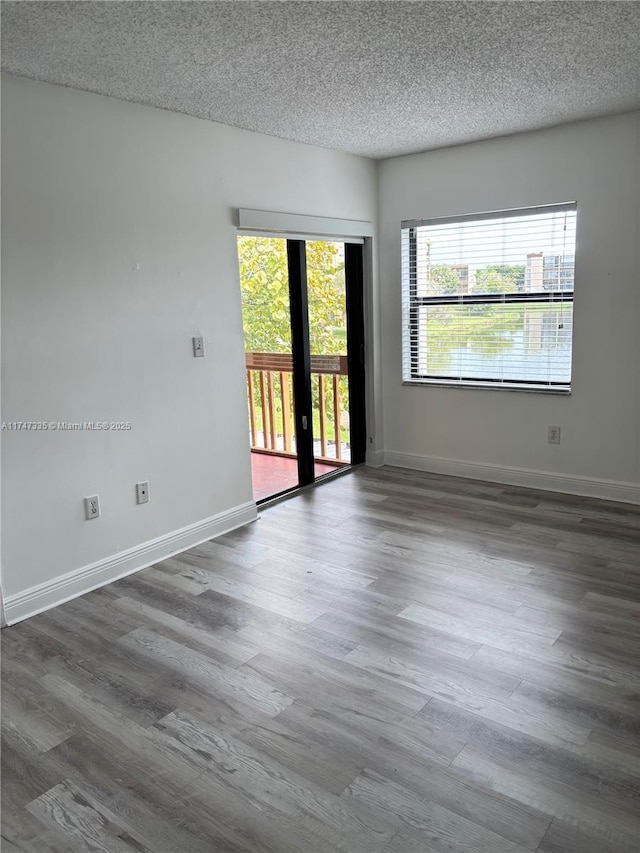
[401,202,577,392]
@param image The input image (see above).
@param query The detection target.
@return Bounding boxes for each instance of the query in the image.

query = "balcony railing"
[246,352,350,465]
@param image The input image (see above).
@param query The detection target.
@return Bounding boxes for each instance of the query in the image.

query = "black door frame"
[286,238,366,488]
[287,240,315,487]
[344,242,366,466]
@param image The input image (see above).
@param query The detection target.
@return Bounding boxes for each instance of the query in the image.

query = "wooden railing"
[246,352,349,464]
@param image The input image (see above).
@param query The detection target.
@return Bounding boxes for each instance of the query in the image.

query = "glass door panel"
[237,236,299,501]
[305,241,351,479]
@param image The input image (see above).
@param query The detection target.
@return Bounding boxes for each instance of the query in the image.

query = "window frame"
[402,203,577,394]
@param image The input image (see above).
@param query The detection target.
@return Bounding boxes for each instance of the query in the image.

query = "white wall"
[1,75,377,614]
[378,113,640,500]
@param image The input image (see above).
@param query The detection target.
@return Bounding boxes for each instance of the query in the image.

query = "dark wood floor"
[2,466,640,852]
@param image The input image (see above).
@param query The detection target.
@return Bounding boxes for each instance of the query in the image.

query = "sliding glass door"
[238,234,365,503]
[238,236,300,499]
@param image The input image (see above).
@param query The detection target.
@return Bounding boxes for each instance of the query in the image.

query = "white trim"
[402,200,577,230]
[238,229,364,245]
[237,208,374,239]
[383,451,640,505]
[365,450,386,468]
[0,584,7,629]
[3,502,258,625]
[402,379,571,395]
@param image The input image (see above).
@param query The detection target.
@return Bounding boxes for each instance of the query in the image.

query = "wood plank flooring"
[2,466,640,852]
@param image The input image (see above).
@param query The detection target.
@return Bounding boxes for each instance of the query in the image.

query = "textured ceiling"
[2,1,639,159]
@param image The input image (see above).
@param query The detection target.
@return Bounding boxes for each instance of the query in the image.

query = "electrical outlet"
[192,336,205,358]
[548,426,561,445]
[136,481,150,504]
[84,495,100,520]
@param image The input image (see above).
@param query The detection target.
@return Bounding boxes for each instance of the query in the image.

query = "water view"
[421,304,573,384]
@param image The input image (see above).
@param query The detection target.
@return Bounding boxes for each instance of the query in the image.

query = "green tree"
[238,237,348,446]
[429,264,460,295]
[238,237,345,355]
[473,264,524,294]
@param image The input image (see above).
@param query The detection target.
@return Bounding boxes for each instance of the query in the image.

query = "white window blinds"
[401,202,577,391]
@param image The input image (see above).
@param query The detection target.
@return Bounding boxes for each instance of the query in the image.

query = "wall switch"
[192,336,205,358]
[84,495,100,520]
[136,481,150,504]
[548,426,561,445]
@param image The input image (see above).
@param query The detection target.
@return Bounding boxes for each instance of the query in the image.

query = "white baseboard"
[383,451,640,505]
[365,450,386,468]
[4,501,258,626]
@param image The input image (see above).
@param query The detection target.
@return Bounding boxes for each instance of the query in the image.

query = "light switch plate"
[192,336,205,358]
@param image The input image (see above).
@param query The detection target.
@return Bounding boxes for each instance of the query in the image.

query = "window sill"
[402,380,571,395]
